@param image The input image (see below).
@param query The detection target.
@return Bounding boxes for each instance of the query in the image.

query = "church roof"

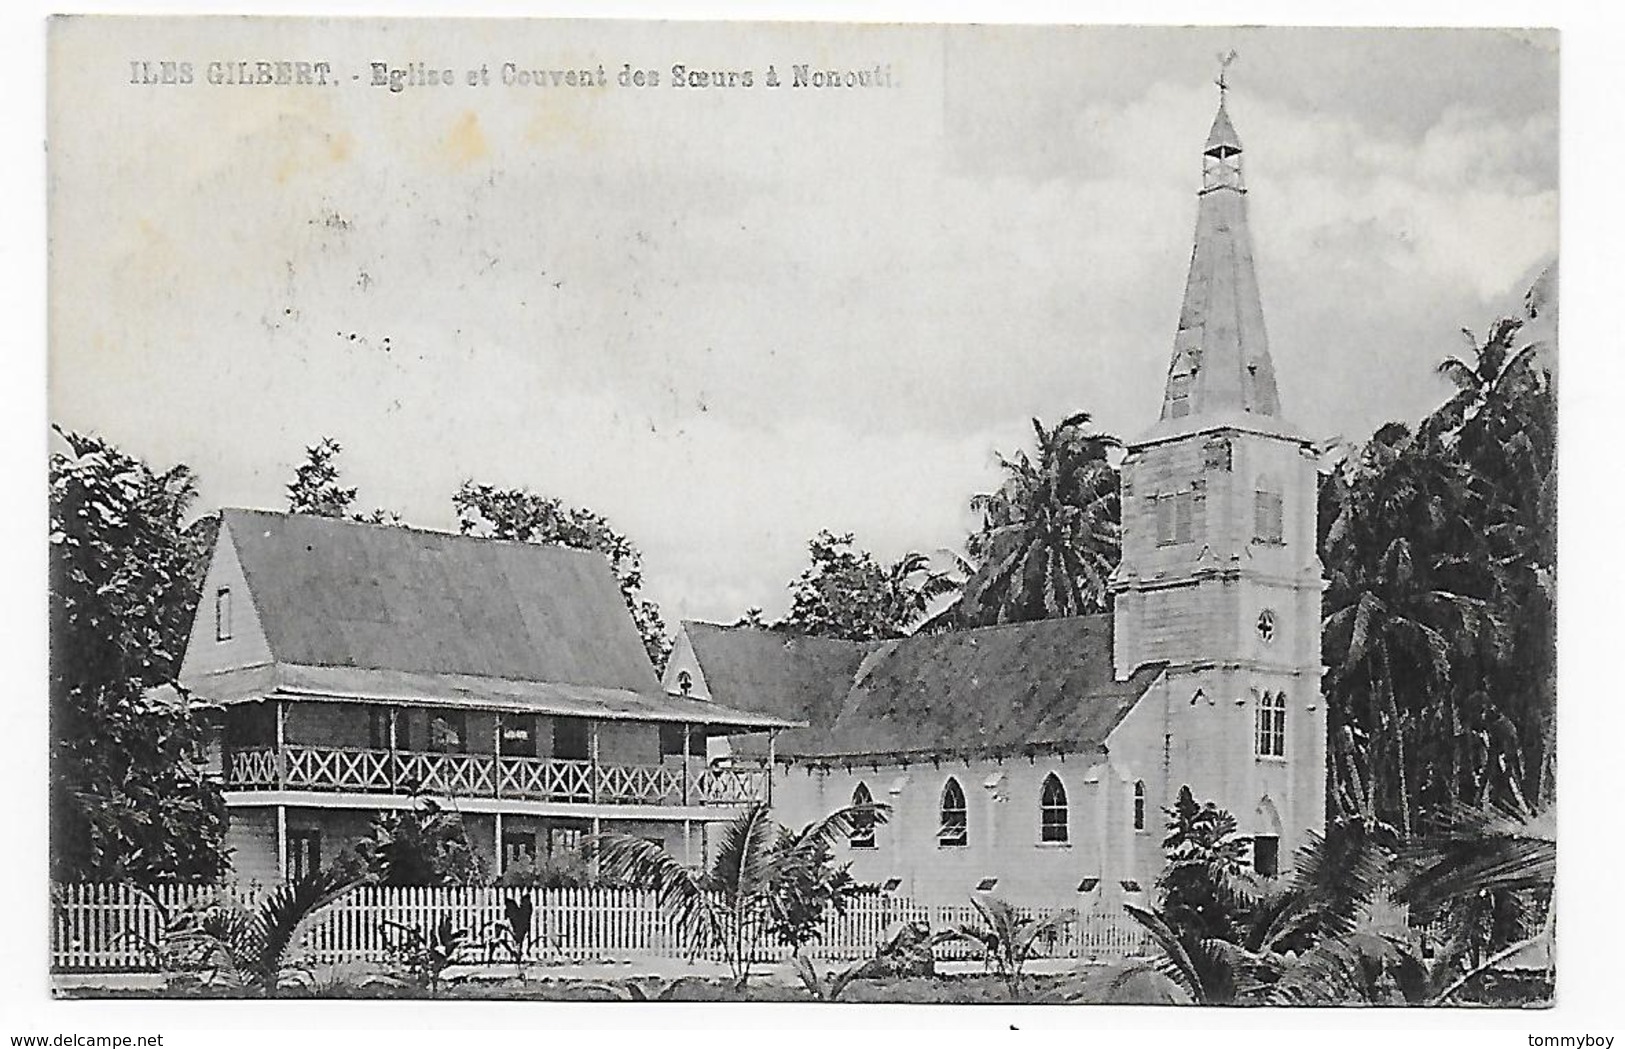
[681,616,1165,763]
[199,508,663,693]
[682,622,881,755]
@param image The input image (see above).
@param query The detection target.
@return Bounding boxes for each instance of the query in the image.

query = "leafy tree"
[955,412,1121,626]
[285,436,401,525]
[453,481,671,671]
[591,800,887,986]
[49,428,226,882]
[356,798,486,886]
[1156,786,1255,942]
[778,531,956,641]
[285,437,357,518]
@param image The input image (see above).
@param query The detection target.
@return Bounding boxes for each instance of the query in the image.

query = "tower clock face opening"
[1256,609,1277,644]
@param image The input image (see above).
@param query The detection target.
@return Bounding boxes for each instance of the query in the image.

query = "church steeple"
[1158,60,1282,427]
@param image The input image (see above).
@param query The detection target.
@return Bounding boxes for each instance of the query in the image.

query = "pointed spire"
[1204,101,1243,160]
[1157,64,1283,426]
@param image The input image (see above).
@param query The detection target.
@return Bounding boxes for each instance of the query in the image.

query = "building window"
[368,707,392,750]
[676,669,693,695]
[429,711,467,753]
[659,724,706,759]
[287,829,321,883]
[215,588,232,642]
[939,778,968,847]
[1155,491,1198,546]
[1169,371,1193,418]
[1040,773,1068,843]
[1254,486,1285,544]
[502,831,537,872]
[1256,691,1287,758]
[553,718,590,761]
[851,782,877,849]
[1253,835,1280,877]
[501,715,537,758]
[1133,780,1147,830]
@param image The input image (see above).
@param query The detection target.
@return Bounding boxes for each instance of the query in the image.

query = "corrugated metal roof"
[685,616,1165,761]
[219,508,661,692]
[683,623,878,756]
[180,661,799,728]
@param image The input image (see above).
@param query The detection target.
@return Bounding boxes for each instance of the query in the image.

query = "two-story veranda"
[181,509,797,883]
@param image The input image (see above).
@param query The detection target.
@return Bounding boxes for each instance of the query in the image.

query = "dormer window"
[215,587,232,642]
[1169,372,1193,418]
[676,669,693,695]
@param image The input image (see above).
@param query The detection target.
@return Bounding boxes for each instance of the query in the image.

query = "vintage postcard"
[43,14,1560,1023]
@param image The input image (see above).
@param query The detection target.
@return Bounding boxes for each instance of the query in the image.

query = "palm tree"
[956,412,1121,626]
[591,801,888,986]
[940,895,1076,999]
[161,867,366,995]
[1321,423,1507,838]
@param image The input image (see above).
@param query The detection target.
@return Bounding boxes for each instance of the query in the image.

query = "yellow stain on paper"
[445,111,490,168]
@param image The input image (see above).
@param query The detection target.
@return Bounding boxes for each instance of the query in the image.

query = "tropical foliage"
[1056,792,1554,1006]
[453,480,671,670]
[354,797,487,886]
[952,412,1121,627]
[49,428,226,882]
[284,436,401,524]
[940,895,1075,998]
[380,914,472,996]
[590,800,887,985]
[160,867,365,995]
[777,530,959,641]
[1322,308,1555,840]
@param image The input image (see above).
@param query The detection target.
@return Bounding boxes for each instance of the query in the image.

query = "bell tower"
[1110,63,1327,866]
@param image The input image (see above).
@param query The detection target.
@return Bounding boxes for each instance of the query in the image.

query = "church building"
[662,90,1328,909]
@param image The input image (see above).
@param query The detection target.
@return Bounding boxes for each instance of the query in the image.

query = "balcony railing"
[225,744,768,807]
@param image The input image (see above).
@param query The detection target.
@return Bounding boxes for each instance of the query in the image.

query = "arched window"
[1040,773,1068,843]
[850,782,877,849]
[939,778,968,847]
[1133,780,1147,831]
[1256,691,1287,758]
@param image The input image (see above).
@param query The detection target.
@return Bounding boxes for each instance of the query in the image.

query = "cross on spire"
[1215,49,1238,97]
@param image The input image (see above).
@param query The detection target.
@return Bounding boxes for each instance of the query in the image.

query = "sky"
[47,20,1559,631]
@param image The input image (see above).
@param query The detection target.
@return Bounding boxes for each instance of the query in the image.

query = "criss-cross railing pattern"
[394,751,496,796]
[285,745,392,792]
[227,748,279,789]
[227,744,760,807]
[497,756,593,801]
[597,763,684,805]
[695,766,770,804]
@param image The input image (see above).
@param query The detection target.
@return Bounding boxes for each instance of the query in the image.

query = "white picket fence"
[49,882,1154,973]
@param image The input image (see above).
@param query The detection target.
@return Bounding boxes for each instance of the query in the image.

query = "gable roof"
[206,508,661,693]
[684,615,1165,762]
[681,622,879,755]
